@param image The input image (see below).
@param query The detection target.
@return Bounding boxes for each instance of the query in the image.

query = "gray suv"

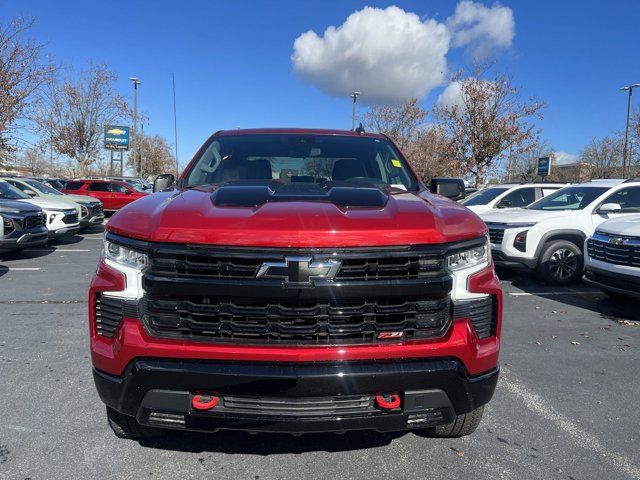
[0,200,48,253]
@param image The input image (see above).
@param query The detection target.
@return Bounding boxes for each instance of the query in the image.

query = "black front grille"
[91,204,104,216]
[488,228,504,245]
[94,294,139,337]
[108,233,489,346]
[144,295,451,345]
[148,246,445,281]
[453,296,497,339]
[63,211,79,224]
[221,394,375,416]
[22,214,45,230]
[587,235,640,267]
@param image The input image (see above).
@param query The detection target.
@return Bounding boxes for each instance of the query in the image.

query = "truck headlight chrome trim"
[104,240,148,270]
[446,239,490,272]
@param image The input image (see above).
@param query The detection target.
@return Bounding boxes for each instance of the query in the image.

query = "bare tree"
[35,63,129,175]
[507,138,552,182]
[364,99,458,182]
[128,132,176,177]
[0,16,52,166]
[580,134,624,179]
[433,70,544,184]
[17,146,49,175]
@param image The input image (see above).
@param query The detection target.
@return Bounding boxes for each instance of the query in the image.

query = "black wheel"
[424,406,485,438]
[106,406,162,440]
[537,240,582,284]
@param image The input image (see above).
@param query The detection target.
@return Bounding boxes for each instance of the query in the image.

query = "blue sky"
[4,0,640,170]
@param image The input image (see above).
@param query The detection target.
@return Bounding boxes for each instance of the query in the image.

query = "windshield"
[527,186,608,210]
[0,181,30,200]
[124,180,148,192]
[461,187,509,206]
[183,134,418,190]
[25,179,63,195]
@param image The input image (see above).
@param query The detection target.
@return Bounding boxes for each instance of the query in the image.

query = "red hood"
[106,188,486,247]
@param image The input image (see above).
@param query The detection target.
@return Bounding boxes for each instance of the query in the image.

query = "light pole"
[350,91,361,130]
[129,77,141,176]
[620,83,640,178]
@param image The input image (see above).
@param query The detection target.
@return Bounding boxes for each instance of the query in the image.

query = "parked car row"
[469,178,640,298]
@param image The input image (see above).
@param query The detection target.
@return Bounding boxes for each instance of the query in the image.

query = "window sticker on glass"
[391,159,402,168]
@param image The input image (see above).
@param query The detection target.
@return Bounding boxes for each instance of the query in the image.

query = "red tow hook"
[192,393,219,411]
[375,392,401,410]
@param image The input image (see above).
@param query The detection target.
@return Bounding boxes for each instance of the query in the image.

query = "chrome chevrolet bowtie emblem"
[256,257,341,285]
[609,237,625,246]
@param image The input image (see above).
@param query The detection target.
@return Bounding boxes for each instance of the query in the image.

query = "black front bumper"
[94,358,498,434]
[0,230,48,252]
[584,266,640,298]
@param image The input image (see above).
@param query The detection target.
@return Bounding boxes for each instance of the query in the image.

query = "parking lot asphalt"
[1,227,639,480]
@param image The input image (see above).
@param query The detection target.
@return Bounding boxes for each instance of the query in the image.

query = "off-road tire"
[537,240,582,284]
[426,405,485,438]
[106,406,162,440]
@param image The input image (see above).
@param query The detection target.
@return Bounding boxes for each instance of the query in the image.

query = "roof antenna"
[355,122,366,135]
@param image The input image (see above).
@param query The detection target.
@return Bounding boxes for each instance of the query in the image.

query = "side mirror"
[429,177,465,201]
[26,190,37,197]
[598,203,622,213]
[153,174,175,193]
[496,199,512,209]
[124,190,132,195]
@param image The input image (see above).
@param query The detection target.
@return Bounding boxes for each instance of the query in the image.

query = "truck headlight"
[446,240,490,272]
[104,240,148,270]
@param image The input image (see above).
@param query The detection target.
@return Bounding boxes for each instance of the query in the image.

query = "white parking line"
[26,249,91,252]
[501,370,640,479]
[509,291,600,296]
[8,267,41,271]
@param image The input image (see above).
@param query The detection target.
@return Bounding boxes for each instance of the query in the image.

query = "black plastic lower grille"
[63,212,79,224]
[488,228,504,245]
[222,394,375,416]
[144,295,451,345]
[95,294,139,337]
[91,204,104,216]
[453,296,497,339]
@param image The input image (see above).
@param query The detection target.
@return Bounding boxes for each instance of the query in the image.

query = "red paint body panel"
[63,179,147,211]
[106,188,486,247]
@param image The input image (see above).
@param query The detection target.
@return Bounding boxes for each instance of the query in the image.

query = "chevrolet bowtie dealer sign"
[256,257,341,285]
[104,126,130,150]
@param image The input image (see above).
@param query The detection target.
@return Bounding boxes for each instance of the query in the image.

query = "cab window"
[501,187,536,208]
[110,183,128,193]
[601,187,640,213]
[7,180,37,196]
[88,182,110,192]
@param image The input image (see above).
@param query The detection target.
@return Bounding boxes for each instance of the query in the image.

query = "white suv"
[584,214,640,299]
[460,183,566,214]
[480,179,640,284]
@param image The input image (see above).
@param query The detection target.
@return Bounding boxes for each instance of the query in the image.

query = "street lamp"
[350,91,361,130]
[620,83,640,178]
[129,77,141,176]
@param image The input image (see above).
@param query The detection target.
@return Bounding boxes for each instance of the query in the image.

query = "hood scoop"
[210,181,388,208]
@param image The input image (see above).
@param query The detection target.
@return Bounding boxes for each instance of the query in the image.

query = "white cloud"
[291,6,450,104]
[436,81,463,109]
[553,151,579,166]
[291,3,515,103]
[447,1,515,60]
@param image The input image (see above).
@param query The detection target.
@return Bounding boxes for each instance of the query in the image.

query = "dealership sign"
[104,126,130,150]
[537,156,551,177]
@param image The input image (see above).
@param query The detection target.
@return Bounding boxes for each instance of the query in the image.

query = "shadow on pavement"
[497,267,640,322]
[0,264,8,278]
[139,429,407,454]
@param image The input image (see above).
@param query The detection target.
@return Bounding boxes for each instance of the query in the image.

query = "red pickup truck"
[90,129,502,440]
[63,179,147,211]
